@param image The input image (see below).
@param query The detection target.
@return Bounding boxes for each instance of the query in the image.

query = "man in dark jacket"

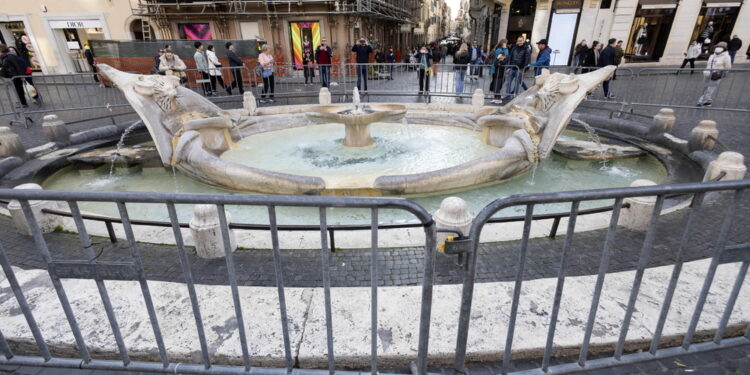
[598,38,617,99]
[0,44,27,107]
[225,42,244,95]
[315,37,333,87]
[351,38,373,91]
[728,35,742,64]
[505,36,531,96]
[529,39,551,76]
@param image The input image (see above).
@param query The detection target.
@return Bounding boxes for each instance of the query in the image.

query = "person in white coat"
[697,41,732,107]
[679,40,702,74]
[206,45,226,93]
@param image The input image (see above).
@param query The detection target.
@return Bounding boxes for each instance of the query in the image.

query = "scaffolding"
[132,0,423,25]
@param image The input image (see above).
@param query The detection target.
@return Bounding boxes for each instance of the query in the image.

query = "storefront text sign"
[555,0,583,10]
[48,20,103,29]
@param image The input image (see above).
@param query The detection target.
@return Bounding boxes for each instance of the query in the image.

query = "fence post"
[8,183,64,236]
[618,179,658,231]
[190,204,237,258]
[703,152,747,182]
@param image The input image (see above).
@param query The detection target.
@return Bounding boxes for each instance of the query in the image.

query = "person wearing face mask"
[697,42,731,107]
[415,46,433,94]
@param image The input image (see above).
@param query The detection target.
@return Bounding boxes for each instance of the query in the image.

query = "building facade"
[481,0,749,65]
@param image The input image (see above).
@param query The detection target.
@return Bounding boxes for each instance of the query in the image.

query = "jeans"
[490,69,505,98]
[418,69,430,92]
[454,69,466,94]
[356,65,368,91]
[728,50,737,64]
[505,68,525,96]
[11,77,27,106]
[304,64,314,83]
[228,68,244,94]
[698,79,720,105]
[262,74,275,98]
[319,65,330,87]
[602,80,611,97]
[388,64,394,79]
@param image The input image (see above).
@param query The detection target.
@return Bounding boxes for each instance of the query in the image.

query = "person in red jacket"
[315,37,333,88]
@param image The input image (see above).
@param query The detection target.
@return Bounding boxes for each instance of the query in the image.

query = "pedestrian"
[7,46,36,90]
[727,35,742,64]
[469,40,483,79]
[441,44,448,63]
[699,21,714,54]
[193,41,212,95]
[697,41,731,107]
[529,39,551,76]
[431,45,441,75]
[680,40,702,74]
[83,42,99,82]
[374,48,385,76]
[351,38,373,91]
[152,49,165,74]
[386,47,396,80]
[225,42,244,95]
[302,36,315,85]
[258,44,275,103]
[598,38,617,99]
[415,45,433,94]
[164,44,173,53]
[583,41,601,72]
[573,40,589,69]
[158,50,187,84]
[315,38,333,88]
[0,43,28,107]
[453,42,471,95]
[488,39,509,100]
[206,45,226,93]
[505,36,531,97]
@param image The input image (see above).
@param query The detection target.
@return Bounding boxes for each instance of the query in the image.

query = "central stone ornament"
[304,88,406,147]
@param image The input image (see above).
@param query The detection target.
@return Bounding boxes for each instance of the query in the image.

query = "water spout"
[108,120,142,178]
[572,118,608,168]
[352,87,362,113]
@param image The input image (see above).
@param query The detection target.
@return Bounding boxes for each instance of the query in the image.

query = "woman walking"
[258,45,275,103]
[415,46,433,94]
[679,40,702,74]
[582,41,601,72]
[453,43,471,95]
[206,45,226,93]
[697,41,731,107]
[488,39,509,103]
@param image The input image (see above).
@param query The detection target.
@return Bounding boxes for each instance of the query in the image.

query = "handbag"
[23,81,38,100]
[710,71,724,81]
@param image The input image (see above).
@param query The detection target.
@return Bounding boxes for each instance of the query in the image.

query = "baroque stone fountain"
[96,64,616,196]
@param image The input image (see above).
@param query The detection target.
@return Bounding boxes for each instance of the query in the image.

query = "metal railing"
[2,64,748,132]
[0,180,749,374]
[454,179,750,374]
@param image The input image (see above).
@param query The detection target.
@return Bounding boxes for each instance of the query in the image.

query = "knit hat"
[715,41,728,49]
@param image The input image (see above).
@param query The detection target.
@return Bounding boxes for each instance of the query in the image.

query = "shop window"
[626,7,675,61]
[130,19,153,40]
[689,5,740,56]
[601,0,613,9]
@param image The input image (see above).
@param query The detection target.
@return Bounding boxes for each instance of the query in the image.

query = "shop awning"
[639,0,678,9]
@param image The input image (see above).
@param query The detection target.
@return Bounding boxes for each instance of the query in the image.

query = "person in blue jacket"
[529,39,551,76]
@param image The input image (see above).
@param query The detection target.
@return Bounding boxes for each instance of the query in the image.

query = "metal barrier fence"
[1,65,748,131]
[0,180,749,374]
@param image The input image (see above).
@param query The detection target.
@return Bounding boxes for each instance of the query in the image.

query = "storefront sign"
[639,0,678,8]
[555,0,583,11]
[704,0,741,7]
[49,20,103,29]
[508,16,534,31]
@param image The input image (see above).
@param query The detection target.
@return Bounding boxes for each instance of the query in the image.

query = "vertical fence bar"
[318,208,336,374]
[0,329,13,359]
[614,195,665,359]
[416,221,437,375]
[649,193,705,354]
[713,261,750,343]
[115,202,168,367]
[541,201,580,371]
[502,203,535,375]
[0,243,50,360]
[268,205,294,373]
[682,189,744,349]
[370,208,379,375]
[578,198,624,366]
[18,200,90,363]
[67,201,130,365]
[215,204,252,370]
[165,202,211,369]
